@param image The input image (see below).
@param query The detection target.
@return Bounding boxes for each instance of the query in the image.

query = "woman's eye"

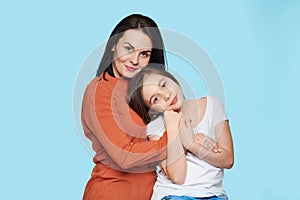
[141,51,151,58]
[125,46,133,52]
[161,82,166,87]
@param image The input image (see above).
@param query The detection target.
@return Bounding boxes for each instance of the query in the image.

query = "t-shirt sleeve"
[211,96,228,127]
[146,115,166,138]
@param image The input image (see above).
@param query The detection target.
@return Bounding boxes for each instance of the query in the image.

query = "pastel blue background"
[1,1,299,199]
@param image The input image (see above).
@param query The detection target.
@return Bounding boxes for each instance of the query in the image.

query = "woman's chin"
[123,70,140,79]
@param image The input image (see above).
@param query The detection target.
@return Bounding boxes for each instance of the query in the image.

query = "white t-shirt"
[147,96,228,199]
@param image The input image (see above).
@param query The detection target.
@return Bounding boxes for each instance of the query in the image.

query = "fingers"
[164,110,181,120]
[178,118,194,150]
[164,110,182,115]
[164,110,182,129]
[194,134,221,153]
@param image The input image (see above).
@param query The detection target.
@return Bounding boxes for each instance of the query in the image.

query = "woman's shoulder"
[94,74,123,93]
[84,77,100,95]
[83,76,116,101]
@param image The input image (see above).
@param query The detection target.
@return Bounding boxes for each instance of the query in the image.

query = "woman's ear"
[111,45,115,51]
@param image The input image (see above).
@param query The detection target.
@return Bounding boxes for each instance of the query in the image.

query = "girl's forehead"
[143,73,164,83]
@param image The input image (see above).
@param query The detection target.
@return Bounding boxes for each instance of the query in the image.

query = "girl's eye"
[161,82,166,87]
[153,96,159,104]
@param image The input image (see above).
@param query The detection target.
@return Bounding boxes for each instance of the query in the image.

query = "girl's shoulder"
[195,95,223,119]
[198,96,223,107]
[196,96,207,104]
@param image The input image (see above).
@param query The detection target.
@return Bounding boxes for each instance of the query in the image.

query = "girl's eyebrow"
[149,78,164,104]
[158,78,165,86]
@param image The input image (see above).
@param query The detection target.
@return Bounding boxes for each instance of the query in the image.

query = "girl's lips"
[171,96,177,105]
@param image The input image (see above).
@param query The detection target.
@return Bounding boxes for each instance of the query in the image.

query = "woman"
[127,65,234,200]
[81,14,171,199]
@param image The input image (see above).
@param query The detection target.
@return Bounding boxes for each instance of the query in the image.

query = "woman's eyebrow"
[142,50,152,54]
[124,42,134,49]
[124,42,152,52]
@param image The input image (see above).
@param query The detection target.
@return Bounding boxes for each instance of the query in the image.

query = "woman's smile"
[125,65,138,72]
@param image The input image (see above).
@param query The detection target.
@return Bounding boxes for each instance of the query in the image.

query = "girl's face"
[142,73,184,113]
[112,29,153,78]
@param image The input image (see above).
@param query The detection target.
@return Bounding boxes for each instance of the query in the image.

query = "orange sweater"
[81,74,167,199]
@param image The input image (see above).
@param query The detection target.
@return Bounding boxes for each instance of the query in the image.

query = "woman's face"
[112,29,153,78]
[142,73,184,113]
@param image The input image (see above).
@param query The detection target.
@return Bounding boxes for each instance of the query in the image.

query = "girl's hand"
[179,118,194,150]
[194,133,221,153]
[163,110,181,132]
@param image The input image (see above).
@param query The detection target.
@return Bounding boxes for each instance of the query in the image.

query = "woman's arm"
[82,78,167,170]
[189,120,234,169]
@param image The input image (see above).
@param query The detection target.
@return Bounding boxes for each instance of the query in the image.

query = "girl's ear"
[149,109,160,121]
[111,45,115,51]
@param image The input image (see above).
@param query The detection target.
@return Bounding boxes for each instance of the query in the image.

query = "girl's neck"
[175,99,187,112]
[181,97,207,127]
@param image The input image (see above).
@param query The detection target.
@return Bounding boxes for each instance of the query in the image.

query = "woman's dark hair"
[96,14,166,78]
[127,64,180,124]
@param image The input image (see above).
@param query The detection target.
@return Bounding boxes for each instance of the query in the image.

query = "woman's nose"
[130,52,139,65]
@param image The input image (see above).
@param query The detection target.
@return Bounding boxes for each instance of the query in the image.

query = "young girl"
[127,64,234,200]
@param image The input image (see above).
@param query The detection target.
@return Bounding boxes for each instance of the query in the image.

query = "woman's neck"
[107,64,116,77]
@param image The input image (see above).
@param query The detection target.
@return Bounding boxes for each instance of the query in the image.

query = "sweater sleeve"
[81,77,167,170]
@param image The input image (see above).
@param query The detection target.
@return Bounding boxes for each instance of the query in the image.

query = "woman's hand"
[193,133,221,153]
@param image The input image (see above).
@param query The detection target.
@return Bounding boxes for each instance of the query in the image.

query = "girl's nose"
[161,90,171,101]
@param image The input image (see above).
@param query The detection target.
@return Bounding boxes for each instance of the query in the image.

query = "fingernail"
[218,148,222,153]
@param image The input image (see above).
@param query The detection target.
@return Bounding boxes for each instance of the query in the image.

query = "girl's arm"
[148,111,187,185]
[183,96,234,169]
[189,120,234,169]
